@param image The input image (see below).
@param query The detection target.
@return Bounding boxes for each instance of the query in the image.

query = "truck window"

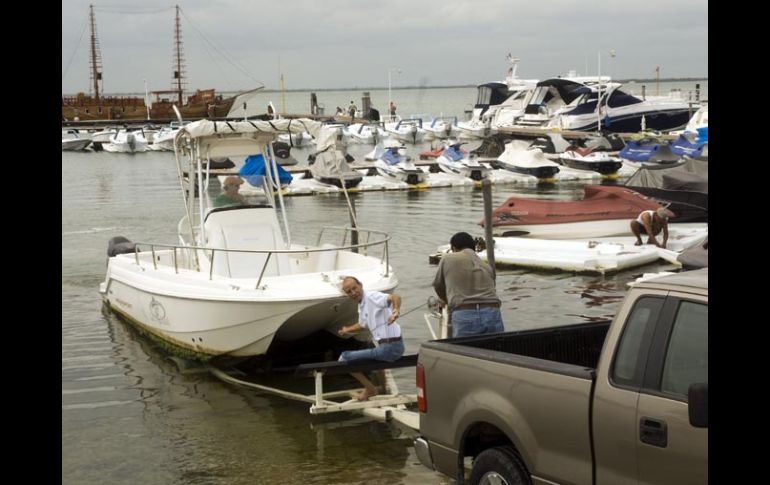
[611,297,664,389]
[660,301,708,398]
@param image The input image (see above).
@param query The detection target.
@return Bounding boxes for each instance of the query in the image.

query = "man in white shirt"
[338,276,403,401]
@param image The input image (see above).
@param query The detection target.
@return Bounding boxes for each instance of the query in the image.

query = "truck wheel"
[469,446,530,485]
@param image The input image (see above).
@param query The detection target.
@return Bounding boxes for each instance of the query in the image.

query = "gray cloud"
[62,0,708,94]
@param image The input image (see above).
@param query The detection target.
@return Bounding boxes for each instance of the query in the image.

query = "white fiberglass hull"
[437,159,488,181]
[493,219,639,239]
[100,251,396,358]
[481,224,707,274]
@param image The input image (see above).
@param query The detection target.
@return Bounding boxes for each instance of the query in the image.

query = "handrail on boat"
[129,225,391,289]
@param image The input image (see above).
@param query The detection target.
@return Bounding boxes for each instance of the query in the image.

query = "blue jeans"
[452,307,504,337]
[339,340,405,362]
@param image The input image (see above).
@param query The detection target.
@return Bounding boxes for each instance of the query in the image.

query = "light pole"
[388,67,402,120]
[596,49,616,131]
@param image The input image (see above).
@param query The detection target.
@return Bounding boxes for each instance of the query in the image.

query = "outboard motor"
[108,236,138,257]
[272,142,291,159]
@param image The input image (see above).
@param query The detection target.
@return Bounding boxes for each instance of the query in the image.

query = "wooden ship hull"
[62,89,238,121]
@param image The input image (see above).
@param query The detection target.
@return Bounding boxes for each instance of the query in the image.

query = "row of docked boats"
[455,56,701,140]
[61,122,188,152]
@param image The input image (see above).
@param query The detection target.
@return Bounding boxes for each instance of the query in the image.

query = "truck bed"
[421,320,610,378]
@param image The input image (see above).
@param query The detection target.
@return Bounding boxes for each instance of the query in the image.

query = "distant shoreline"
[63,78,707,97]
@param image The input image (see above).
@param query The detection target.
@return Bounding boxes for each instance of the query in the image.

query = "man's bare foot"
[634,240,642,246]
[355,388,379,401]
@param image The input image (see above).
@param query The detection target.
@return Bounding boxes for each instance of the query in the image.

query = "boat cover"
[625,158,708,190]
[485,185,663,227]
[240,154,292,187]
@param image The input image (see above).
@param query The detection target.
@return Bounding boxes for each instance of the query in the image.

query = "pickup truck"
[414,269,708,485]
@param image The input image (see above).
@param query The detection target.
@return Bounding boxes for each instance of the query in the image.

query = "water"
[62,129,682,484]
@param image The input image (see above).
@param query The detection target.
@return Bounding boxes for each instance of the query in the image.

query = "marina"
[62,134,696,482]
[62,2,707,482]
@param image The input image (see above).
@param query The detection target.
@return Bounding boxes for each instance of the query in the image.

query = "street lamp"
[596,50,616,131]
[388,67,402,120]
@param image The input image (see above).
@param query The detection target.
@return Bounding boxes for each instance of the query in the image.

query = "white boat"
[422,116,457,140]
[435,142,489,181]
[99,118,397,359]
[547,80,693,133]
[346,123,380,144]
[102,129,151,153]
[457,224,706,274]
[374,143,428,185]
[512,73,611,128]
[383,118,426,144]
[494,139,561,179]
[61,130,92,151]
[458,55,538,137]
[558,149,623,176]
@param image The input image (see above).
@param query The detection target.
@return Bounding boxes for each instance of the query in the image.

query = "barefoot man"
[631,207,672,248]
[337,276,403,401]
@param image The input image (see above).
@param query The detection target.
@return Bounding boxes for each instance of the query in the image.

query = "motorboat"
[422,116,457,140]
[61,130,92,151]
[669,132,708,162]
[374,144,428,185]
[435,142,489,181]
[512,73,610,128]
[458,56,538,137]
[618,134,683,169]
[101,128,151,153]
[558,148,623,175]
[493,139,560,179]
[308,149,363,188]
[99,118,395,359]
[481,185,666,238]
[546,80,693,133]
[624,157,708,222]
[346,123,380,144]
[383,118,426,144]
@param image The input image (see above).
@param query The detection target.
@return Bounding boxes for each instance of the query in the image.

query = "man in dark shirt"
[432,232,504,337]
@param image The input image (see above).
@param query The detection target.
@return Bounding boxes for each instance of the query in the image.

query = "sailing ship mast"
[89,4,103,101]
[172,4,187,107]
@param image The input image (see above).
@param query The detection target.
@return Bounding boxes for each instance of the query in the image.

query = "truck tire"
[469,446,531,485]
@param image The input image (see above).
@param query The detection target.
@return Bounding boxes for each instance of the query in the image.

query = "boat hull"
[486,185,664,237]
[560,158,622,175]
[495,161,560,179]
[101,250,396,358]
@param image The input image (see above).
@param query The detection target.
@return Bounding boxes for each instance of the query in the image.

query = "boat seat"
[204,207,291,279]
[315,243,339,273]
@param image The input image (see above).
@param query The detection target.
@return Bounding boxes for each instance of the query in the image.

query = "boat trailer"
[207,355,420,431]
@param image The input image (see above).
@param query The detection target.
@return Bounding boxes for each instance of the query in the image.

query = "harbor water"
[62,82,699,484]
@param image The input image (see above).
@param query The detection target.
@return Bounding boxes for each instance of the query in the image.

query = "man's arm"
[386,293,402,324]
[432,260,447,304]
[338,322,363,336]
[661,221,669,248]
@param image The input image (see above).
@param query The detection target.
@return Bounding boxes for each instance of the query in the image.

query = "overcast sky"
[62,0,708,95]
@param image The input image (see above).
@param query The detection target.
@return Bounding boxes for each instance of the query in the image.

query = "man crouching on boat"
[337,276,403,401]
[631,207,672,248]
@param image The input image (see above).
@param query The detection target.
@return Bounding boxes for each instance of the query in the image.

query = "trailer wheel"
[469,446,530,485]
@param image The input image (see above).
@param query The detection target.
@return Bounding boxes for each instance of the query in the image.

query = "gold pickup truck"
[414,269,708,485]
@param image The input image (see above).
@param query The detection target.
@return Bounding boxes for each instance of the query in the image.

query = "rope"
[398,302,427,319]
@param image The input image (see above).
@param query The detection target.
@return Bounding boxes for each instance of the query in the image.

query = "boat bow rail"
[124,225,391,289]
